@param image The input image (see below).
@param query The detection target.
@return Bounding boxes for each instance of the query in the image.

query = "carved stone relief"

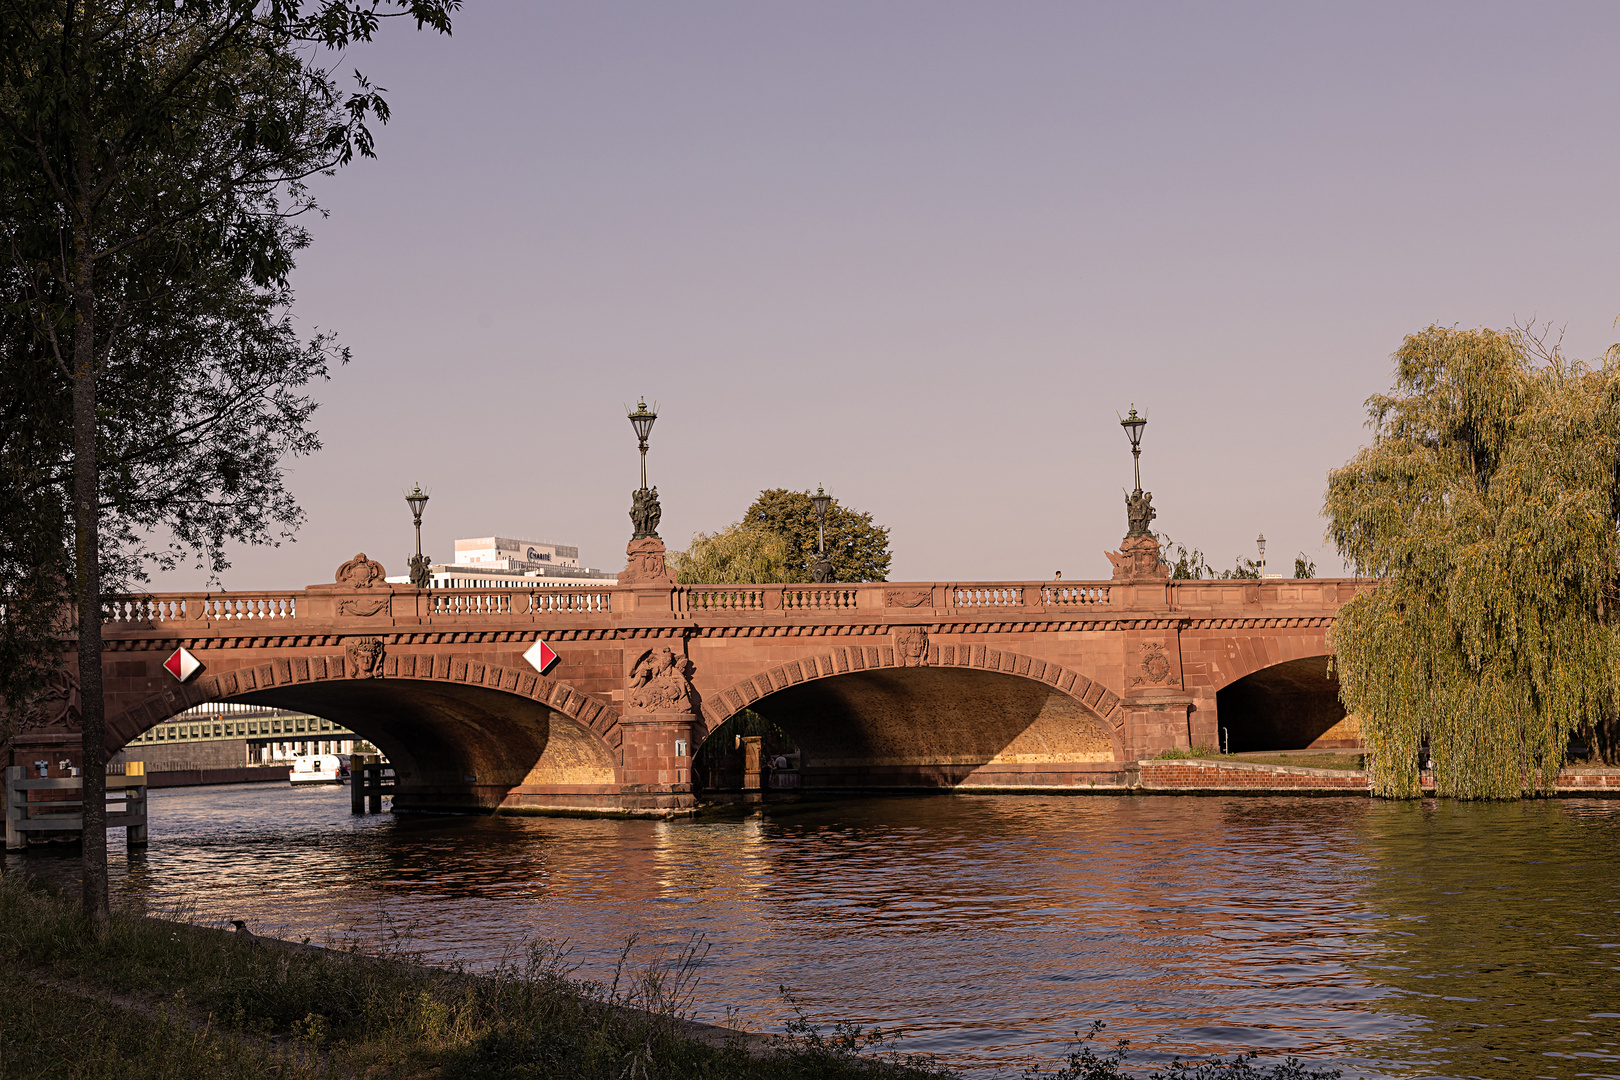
[16,668,81,734]
[335,553,388,589]
[893,627,929,667]
[627,647,694,712]
[344,636,386,678]
[885,588,932,608]
[1131,641,1173,686]
[1105,533,1169,583]
[619,536,673,585]
[338,596,391,617]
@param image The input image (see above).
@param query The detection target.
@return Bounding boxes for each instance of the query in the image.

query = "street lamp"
[626,398,662,541]
[1256,533,1267,576]
[627,398,657,491]
[811,485,833,583]
[1119,406,1147,493]
[404,483,431,589]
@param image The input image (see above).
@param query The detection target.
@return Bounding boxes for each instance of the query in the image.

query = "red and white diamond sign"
[162,646,200,682]
[523,637,559,676]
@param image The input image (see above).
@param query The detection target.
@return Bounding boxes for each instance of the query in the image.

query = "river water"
[9,785,1620,1079]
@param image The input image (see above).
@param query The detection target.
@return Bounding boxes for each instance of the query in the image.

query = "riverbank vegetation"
[0,872,952,1079]
[1326,325,1620,798]
[0,871,1346,1079]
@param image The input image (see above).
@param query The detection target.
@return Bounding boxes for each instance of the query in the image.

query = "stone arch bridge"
[17,554,1365,816]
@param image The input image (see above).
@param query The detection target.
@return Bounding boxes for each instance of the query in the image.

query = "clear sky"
[170,1,1620,589]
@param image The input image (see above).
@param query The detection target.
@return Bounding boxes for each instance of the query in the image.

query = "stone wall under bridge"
[14,561,1367,817]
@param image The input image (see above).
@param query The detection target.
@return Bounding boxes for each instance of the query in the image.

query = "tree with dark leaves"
[0,0,456,924]
[742,488,891,583]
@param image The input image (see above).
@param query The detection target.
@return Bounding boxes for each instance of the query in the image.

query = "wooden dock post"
[5,765,24,852]
[350,754,368,815]
[4,764,148,849]
[121,762,148,847]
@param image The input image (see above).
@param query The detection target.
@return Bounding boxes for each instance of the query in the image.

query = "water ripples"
[10,786,1620,1078]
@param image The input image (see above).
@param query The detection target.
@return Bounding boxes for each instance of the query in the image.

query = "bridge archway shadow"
[111,673,620,813]
[700,655,1121,790]
[1215,655,1354,753]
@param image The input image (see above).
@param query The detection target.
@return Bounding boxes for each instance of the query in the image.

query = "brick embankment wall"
[144,765,290,788]
[1137,758,1369,795]
[1134,759,1620,796]
[1553,767,1620,793]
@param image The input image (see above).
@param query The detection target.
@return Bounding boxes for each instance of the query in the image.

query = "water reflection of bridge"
[35,552,1363,816]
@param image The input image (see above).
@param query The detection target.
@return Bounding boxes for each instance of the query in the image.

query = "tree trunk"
[70,225,108,927]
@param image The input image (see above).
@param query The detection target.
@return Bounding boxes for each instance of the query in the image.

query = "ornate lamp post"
[1118,406,1154,539]
[1120,406,1147,494]
[628,398,657,491]
[810,485,833,583]
[626,398,661,541]
[1107,404,1167,583]
[404,484,431,589]
[1256,533,1266,576]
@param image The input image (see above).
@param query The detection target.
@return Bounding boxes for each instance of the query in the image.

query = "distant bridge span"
[18,555,1365,816]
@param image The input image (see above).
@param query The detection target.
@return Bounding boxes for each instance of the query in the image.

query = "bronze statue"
[630,486,662,541]
[1125,489,1156,538]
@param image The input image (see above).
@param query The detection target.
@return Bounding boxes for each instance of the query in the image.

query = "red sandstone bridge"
[15,546,1364,816]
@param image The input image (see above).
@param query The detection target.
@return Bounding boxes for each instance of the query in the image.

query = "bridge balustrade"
[677,587,768,612]
[428,591,514,616]
[90,577,1359,628]
[1042,584,1110,606]
[98,593,298,624]
[526,588,612,614]
[951,585,1024,608]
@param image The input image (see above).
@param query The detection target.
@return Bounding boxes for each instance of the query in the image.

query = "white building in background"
[385,535,617,590]
[455,536,581,570]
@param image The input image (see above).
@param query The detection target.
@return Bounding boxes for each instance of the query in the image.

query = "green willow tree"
[1325,325,1620,799]
[669,523,791,585]
[0,0,455,921]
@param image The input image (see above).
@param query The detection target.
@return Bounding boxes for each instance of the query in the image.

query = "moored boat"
[288,753,344,785]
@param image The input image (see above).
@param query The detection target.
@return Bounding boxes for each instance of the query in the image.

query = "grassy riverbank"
[0,873,1344,1079]
[0,873,951,1080]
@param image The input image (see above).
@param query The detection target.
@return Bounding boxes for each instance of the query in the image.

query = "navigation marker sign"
[523,638,559,676]
[163,646,200,683]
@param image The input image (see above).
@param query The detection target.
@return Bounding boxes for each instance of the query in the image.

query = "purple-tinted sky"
[170,1,1620,589]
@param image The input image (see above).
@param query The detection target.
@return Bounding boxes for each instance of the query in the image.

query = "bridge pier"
[1121,694,1196,758]
[616,711,698,815]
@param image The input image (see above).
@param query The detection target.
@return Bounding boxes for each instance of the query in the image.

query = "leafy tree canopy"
[742,489,891,583]
[1325,325,1620,798]
[0,0,455,919]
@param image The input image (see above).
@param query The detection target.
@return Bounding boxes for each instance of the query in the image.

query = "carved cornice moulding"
[92,613,1337,656]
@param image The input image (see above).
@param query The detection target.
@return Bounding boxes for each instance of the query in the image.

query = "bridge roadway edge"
[10,576,1370,818]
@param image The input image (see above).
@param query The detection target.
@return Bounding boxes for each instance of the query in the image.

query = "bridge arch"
[105,651,622,810]
[697,641,1126,787]
[1213,653,1355,753]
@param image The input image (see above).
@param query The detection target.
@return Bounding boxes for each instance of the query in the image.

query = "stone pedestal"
[619,536,673,585]
[1121,693,1195,760]
[617,711,697,813]
[1105,532,1169,583]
